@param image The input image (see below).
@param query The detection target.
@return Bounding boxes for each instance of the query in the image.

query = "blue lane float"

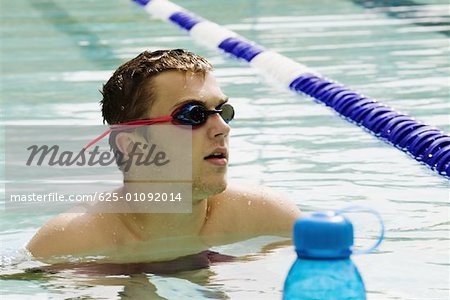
[132,0,450,178]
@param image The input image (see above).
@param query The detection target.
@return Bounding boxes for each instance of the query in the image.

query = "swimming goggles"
[84,102,235,150]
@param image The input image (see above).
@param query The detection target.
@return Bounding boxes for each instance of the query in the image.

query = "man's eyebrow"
[174,99,203,108]
[215,97,229,107]
[218,97,229,104]
[173,97,229,109]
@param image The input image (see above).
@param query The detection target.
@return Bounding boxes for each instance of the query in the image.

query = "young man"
[27,49,301,263]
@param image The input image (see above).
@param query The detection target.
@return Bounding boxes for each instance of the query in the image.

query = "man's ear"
[115,132,137,156]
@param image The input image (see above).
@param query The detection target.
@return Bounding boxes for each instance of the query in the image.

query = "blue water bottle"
[283,208,384,300]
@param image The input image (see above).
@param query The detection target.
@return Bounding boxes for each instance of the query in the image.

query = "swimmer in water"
[27,49,301,263]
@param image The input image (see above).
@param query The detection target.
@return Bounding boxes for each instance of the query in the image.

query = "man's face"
[148,70,230,201]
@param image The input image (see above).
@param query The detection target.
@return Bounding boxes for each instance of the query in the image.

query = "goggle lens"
[173,103,234,126]
[220,103,235,123]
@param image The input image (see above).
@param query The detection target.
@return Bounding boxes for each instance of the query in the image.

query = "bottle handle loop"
[337,206,385,255]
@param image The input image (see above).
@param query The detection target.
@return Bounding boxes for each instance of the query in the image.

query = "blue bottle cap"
[293,211,354,259]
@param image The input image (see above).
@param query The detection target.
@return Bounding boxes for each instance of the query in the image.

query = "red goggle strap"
[83,116,173,151]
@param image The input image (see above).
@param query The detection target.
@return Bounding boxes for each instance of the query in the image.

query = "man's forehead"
[152,70,226,103]
[148,70,227,116]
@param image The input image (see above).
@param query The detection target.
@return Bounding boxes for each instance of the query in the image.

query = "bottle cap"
[293,211,353,259]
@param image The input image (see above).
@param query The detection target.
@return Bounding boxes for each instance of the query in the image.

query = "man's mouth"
[204,148,228,166]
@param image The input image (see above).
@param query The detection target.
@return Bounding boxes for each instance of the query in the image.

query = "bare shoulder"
[205,182,301,237]
[27,212,119,260]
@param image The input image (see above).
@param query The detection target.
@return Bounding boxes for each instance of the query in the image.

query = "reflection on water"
[351,0,450,36]
[1,239,291,299]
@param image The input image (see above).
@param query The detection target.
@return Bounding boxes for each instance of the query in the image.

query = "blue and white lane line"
[132,0,450,178]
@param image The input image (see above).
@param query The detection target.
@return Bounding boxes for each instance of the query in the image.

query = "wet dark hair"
[101,49,213,125]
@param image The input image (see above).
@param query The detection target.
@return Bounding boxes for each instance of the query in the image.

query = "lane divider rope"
[132,0,450,178]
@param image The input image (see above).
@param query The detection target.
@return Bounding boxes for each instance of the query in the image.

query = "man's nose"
[206,113,231,139]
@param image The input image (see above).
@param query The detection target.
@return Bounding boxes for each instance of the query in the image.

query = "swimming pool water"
[1,0,449,299]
